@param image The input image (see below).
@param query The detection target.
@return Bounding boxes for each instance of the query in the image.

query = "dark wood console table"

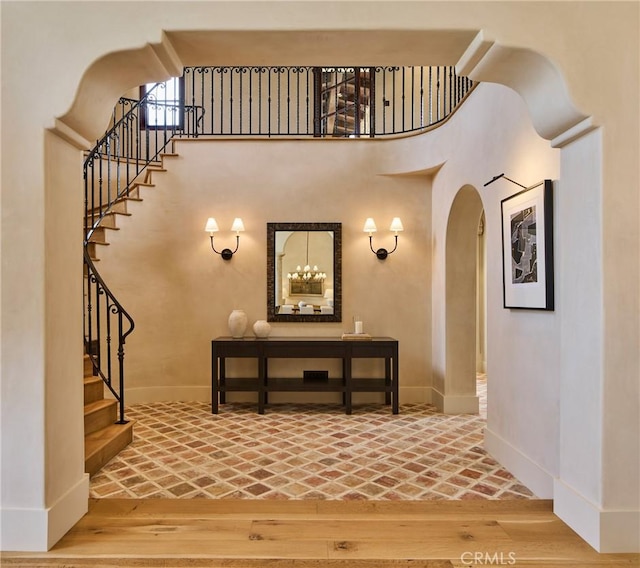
[211,337,399,415]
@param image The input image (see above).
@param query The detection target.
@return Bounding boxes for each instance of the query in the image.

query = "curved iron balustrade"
[83,82,177,423]
[83,66,474,422]
[179,66,474,138]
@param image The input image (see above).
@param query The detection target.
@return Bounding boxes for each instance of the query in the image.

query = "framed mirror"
[267,223,342,322]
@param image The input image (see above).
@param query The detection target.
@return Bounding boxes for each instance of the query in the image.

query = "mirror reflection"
[267,223,342,322]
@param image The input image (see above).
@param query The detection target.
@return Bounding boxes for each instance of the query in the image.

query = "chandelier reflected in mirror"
[287,232,327,295]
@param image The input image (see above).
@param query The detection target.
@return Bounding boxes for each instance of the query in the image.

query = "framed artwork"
[501,179,554,310]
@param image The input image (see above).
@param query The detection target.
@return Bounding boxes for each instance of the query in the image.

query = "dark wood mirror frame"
[267,222,342,323]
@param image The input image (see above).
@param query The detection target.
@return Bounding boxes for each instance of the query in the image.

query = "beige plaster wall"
[374,82,562,492]
[98,138,432,404]
[1,0,638,553]
[100,81,561,486]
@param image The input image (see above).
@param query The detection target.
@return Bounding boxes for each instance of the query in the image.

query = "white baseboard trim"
[431,388,479,414]
[554,479,640,553]
[126,386,433,406]
[125,386,211,404]
[484,427,554,498]
[0,474,89,551]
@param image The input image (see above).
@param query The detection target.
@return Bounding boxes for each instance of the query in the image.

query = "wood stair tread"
[85,421,134,446]
[84,398,116,415]
[84,421,134,476]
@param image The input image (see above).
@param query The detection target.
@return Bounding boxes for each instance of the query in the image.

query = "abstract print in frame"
[501,179,554,310]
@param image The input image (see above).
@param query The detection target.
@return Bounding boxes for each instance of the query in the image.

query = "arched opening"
[7,11,636,552]
[439,185,484,414]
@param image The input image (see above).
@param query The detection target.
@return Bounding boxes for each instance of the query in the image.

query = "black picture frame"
[267,222,342,322]
[500,179,554,310]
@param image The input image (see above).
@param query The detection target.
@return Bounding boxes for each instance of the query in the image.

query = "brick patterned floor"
[90,376,536,500]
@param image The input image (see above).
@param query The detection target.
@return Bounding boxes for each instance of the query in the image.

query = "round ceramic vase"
[228,309,248,338]
[253,319,272,338]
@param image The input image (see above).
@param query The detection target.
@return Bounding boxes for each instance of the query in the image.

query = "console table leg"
[219,359,227,405]
[385,357,392,405]
[345,352,352,415]
[392,353,399,414]
[258,355,266,414]
[212,347,219,414]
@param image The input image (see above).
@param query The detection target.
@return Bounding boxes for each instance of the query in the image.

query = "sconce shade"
[205,217,220,233]
[363,218,378,234]
[206,217,244,260]
[231,218,245,233]
[390,217,404,233]
[365,217,403,260]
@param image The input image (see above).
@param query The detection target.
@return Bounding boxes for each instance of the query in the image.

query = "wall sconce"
[363,217,404,260]
[205,217,245,260]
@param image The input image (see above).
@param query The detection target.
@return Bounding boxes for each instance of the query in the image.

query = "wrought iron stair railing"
[83,83,178,423]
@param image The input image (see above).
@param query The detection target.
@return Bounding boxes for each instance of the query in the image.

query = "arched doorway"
[442,185,484,414]
[7,7,637,552]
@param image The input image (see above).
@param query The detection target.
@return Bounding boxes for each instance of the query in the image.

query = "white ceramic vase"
[228,309,248,338]
[253,319,272,338]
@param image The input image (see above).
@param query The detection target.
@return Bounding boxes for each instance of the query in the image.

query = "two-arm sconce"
[363,217,404,260]
[205,217,245,260]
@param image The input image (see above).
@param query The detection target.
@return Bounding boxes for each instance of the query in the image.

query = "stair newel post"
[85,256,93,364]
[105,136,112,206]
[116,310,127,424]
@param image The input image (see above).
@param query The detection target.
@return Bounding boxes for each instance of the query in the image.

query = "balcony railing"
[149,66,474,139]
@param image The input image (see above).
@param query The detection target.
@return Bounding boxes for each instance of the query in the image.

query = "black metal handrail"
[178,66,474,138]
[83,82,177,423]
[83,249,135,424]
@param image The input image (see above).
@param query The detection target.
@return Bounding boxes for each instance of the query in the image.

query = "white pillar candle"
[355,320,364,334]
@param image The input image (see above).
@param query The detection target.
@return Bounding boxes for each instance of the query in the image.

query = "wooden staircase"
[83,147,178,475]
[85,154,174,261]
[83,354,134,476]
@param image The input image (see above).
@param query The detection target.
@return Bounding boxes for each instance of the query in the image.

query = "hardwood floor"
[2,499,638,567]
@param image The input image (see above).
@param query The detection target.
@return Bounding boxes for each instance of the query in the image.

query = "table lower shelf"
[217,377,393,393]
[215,377,396,414]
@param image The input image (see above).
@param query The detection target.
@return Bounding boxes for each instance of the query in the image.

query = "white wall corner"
[431,388,479,415]
[550,117,597,148]
[52,119,92,151]
[455,30,494,78]
[47,474,90,549]
[152,32,184,78]
[554,479,640,553]
[484,427,554,499]
[0,474,88,552]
